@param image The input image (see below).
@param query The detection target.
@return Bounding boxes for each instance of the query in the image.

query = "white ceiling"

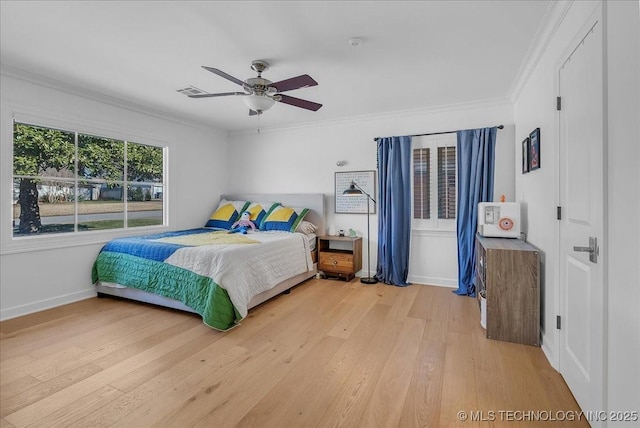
[0,1,551,133]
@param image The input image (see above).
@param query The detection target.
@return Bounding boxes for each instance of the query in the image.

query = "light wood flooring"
[0,279,587,427]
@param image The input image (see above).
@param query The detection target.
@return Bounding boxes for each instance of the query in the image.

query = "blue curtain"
[455,127,497,297]
[376,136,412,286]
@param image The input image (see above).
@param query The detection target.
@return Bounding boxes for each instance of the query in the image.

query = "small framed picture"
[529,128,541,171]
[522,137,530,174]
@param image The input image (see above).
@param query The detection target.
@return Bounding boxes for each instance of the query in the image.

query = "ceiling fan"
[178,60,322,115]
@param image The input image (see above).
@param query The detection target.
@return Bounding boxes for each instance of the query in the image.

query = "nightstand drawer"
[317,236,362,281]
[319,252,354,273]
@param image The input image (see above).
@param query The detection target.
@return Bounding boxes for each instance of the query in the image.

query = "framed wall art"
[335,170,376,214]
[529,128,541,171]
[522,137,530,174]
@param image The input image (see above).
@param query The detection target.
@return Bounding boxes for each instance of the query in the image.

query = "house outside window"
[412,134,457,231]
[12,121,165,237]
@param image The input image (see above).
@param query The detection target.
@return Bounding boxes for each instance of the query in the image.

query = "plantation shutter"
[412,147,430,219]
[437,146,456,219]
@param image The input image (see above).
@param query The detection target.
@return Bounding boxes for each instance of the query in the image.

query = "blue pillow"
[245,201,280,230]
[262,206,309,232]
[205,200,249,229]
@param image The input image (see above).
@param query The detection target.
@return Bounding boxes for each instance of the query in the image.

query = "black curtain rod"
[374,124,504,141]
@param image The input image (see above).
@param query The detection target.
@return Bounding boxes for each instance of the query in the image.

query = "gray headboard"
[221,193,325,235]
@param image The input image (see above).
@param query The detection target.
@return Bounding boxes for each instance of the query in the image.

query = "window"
[413,147,431,219]
[12,121,165,237]
[412,135,456,230]
[437,146,456,219]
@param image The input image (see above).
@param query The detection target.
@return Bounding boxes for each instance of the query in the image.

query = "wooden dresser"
[475,234,540,346]
[318,236,362,281]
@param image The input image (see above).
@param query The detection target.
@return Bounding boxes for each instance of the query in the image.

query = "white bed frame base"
[95,266,317,313]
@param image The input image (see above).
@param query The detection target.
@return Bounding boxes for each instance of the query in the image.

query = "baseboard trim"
[407,275,457,288]
[541,339,560,371]
[0,289,96,321]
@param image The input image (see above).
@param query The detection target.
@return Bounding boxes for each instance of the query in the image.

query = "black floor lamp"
[343,181,378,284]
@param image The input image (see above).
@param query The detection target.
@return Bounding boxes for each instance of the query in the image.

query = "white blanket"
[163,231,313,318]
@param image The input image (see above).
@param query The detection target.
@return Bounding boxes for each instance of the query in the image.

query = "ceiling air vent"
[176,86,207,97]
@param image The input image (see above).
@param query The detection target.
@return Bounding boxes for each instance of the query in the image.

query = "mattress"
[93,228,313,330]
[305,233,317,251]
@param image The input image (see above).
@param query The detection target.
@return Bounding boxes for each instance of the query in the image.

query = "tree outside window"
[12,122,165,236]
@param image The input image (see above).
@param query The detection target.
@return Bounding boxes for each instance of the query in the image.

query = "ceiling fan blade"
[276,94,322,111]
[269,74,318,93]
[188,92,246,98]
[201,66,248,87]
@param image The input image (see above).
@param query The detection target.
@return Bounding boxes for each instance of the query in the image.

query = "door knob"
[573,236,598,263]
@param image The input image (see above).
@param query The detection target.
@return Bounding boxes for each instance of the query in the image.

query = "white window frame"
[411,134,457,232]
[2,109,170,255]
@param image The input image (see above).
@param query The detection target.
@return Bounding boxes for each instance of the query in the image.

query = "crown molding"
[0,65,224,134]
[228,97,513,138]
[1,62,515,140]
[507,0,574,103]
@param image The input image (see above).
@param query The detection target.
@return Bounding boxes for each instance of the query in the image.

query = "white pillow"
[295,220,318,235]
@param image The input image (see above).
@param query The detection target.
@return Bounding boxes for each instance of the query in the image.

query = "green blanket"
[92,229,245,330]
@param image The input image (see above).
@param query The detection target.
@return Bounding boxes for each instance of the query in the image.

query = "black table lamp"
[343,181,378,284]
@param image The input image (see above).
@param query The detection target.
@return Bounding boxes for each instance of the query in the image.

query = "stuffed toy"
[228,211,256,234]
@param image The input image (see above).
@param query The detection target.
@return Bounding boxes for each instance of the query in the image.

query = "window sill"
[1,224,171,255]
[411,228,456,237]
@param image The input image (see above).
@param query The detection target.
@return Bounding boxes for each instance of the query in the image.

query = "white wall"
[227,101,515,286]
[605,0,640,420]
[514,0,601,368]
[514,0,640,418]
[0,71,228,320]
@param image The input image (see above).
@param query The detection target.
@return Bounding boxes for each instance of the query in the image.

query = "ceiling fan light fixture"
[243,94,275,113]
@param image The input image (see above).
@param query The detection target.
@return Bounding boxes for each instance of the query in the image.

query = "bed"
[93,193,325,330]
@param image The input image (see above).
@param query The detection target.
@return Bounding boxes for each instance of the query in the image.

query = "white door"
[558,10,605,422]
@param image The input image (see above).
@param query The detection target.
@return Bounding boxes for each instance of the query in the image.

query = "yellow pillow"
[245,201,280,230]
[205,200,249,229]
[262,206,309,232]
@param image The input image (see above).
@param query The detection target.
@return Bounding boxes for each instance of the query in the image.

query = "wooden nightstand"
[317,236,362,281]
